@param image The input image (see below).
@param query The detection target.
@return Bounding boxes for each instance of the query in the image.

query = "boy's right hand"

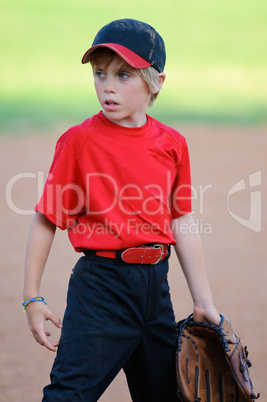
[25,302,63,352]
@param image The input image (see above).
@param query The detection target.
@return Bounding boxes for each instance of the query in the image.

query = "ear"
[150,73,166,94]
[158,73,166,89]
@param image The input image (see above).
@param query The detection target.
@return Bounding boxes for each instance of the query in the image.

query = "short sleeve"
[170,139,192,218]
[35,141,86,230]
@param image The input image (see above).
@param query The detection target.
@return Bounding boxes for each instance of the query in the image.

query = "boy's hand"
[193,304,221,326]
[25,302,62,352]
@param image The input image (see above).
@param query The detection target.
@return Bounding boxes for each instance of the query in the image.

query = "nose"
[104,75,116,94]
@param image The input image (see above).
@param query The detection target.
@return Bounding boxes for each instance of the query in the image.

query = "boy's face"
[93,55,152,127]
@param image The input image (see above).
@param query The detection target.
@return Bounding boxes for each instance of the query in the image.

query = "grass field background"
[1,0,266,135]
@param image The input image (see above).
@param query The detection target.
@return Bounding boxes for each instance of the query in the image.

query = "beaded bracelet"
[22,296,47,312]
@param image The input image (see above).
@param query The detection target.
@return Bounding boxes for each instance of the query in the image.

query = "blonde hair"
[89,48,162,107]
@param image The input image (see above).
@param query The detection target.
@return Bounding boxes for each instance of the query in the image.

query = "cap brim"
[81,43,151,69]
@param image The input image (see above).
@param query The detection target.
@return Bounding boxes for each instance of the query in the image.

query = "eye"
[94,70,105,79]
[118,71,130,79]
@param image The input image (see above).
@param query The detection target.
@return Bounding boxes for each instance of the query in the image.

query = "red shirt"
[35,112,192,251]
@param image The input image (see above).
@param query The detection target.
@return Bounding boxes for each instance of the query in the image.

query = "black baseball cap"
[82,19,166,73]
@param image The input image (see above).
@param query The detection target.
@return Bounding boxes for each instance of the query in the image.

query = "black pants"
[43,253,179,401]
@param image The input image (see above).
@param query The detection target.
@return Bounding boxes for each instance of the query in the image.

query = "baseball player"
[23,19,220,401]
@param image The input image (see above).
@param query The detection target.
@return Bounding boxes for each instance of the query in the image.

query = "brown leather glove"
[176,314,260,401]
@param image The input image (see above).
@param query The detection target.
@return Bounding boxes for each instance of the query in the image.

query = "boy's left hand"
[193,304,221,326]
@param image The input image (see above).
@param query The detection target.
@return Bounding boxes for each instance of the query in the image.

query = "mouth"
[105,100,118,106]
[104,99,119,111]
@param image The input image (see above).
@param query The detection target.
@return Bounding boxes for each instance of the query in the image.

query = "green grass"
[1,0,267,135]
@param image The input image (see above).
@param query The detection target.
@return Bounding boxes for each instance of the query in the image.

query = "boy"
[23,19,220,401]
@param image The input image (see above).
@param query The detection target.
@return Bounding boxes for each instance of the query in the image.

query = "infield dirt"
[0,122,266,401]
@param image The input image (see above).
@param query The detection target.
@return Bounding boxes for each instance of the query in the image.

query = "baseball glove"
[176,314,259,401]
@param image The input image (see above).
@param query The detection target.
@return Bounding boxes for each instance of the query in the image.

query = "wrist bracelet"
[22,296,47,312]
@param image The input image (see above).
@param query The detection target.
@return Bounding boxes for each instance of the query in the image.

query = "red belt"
[92,244,168,265]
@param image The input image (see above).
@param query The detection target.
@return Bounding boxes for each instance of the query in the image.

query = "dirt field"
[0,122,266,401]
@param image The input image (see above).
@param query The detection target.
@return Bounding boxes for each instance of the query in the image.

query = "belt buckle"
[151,244,164,265]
